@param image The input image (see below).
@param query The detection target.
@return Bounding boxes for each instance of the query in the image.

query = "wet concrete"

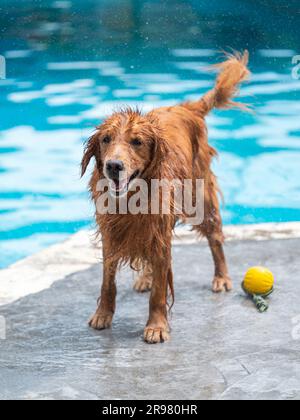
[0,239,300,400]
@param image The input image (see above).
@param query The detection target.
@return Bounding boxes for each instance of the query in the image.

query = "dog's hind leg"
[133,263,153,293]
[207,229,232,293]
[89,244,118,330]
[196,183,232,293]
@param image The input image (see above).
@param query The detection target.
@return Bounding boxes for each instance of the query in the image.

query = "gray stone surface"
[0,239,300,400]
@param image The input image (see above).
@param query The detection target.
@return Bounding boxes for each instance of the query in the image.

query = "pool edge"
[1,221,300,306]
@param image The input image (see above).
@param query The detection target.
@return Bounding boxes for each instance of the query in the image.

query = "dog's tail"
[185,50,250,116]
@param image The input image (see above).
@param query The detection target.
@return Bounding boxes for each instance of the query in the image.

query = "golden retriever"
[81,51,250,344]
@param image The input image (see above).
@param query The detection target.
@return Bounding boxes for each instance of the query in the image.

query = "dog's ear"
[146,129,169,178]
[81,132,101,177]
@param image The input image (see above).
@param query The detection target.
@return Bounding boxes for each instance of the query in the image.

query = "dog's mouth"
[109,170,140,195]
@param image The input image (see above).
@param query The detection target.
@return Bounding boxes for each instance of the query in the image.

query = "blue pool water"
[0,0,300,268]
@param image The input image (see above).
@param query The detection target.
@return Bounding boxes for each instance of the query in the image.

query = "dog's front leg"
[89,245,118,330]
[144,253,171,344]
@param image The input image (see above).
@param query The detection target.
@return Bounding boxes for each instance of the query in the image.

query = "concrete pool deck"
[0,222,300,400]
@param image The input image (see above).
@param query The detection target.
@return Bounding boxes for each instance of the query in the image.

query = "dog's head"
[81,109,167,194]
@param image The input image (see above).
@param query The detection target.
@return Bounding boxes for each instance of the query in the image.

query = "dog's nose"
[106,160,125,178]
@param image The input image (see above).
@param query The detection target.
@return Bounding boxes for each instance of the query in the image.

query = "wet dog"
[81,52,250,343]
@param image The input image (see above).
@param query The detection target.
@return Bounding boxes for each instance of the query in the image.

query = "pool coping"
[0,221,300,307]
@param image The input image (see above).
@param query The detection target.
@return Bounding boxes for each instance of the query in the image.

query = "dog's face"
[81,110,166,194]
[101,114,154,195]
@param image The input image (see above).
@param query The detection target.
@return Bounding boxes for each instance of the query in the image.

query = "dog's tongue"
[113,178,127,192]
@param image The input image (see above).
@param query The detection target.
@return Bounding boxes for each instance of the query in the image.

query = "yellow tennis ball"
[243,267,274,295]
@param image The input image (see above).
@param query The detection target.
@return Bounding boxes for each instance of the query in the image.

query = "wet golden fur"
[81,51,250,343]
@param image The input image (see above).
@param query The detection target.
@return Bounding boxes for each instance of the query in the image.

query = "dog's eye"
[131,138,142,147]
[102,136,111,145]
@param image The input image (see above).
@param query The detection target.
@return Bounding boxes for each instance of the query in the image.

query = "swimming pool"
[0,0,300,268]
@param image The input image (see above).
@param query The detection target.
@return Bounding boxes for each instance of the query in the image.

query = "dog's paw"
[144,325,170,344]
[212,276,233,293]
[88,311,113,330]
[133,274,152,293]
